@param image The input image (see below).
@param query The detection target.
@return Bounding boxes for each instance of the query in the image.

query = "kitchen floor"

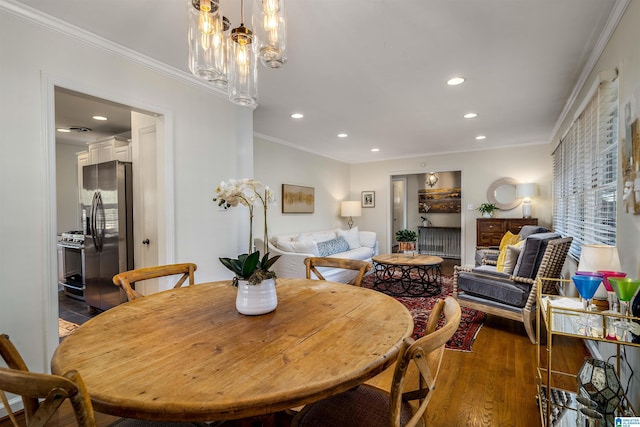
[58,290,96,327]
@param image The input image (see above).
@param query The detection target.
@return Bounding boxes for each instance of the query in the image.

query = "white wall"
[349,144,552,261]
[0,8,249,373]
[253,137,351,236]
[549,0,640,411]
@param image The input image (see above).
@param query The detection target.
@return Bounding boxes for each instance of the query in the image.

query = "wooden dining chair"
[0,333,97,427]
[292,297,461,427]
[304,257,372,287]
[112,263,197,301]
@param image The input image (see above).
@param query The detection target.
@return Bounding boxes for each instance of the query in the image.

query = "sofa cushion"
[336,227,361,249]
[275,239,319,256]
[518,225,550,240]
[328,246,374,261]
[317,236,350,256]
[294,231,336,244]
[503,241,524,274]
[458,272,532,308]
[359,231,377,248]
[513,232,561,279]
[496,231,520,272]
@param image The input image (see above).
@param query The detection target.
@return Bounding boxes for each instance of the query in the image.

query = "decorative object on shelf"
[361,191,375,208]
[282,184,314,213]
[340,201,361,230]
[486,177,521,210]
[571,275,602,331]
[578,244,622,300]
[516,182,538,218]
[425,172,439,187]
[608,277,640,339]
[395,229,417,253]
[477,202,498,218]
[577,357,624,420]
[214,179,280,314]
[418,187,461,213]
[187,0,287,107]
[597,270,627,312]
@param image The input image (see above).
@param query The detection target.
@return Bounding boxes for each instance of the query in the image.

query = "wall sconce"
[340,201,361,229]
[425,172,438,188]
[516,182,537,218]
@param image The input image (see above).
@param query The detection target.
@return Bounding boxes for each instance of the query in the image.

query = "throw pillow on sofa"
[336,227,361,250]
[317,236,350,256]
[496,231,520,272]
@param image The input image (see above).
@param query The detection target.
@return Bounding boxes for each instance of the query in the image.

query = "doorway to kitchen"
[54,86,167,336]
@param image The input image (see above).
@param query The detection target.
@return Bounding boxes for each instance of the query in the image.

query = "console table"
[476,218,538,247]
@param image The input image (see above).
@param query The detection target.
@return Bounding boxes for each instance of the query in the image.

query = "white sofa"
[254,227,378,283]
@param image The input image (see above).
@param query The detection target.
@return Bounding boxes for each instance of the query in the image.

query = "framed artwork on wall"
[282,184,315,213]
[418,187,461,213]
[361,191,375,208]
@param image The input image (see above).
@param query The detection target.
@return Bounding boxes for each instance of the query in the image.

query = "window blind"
[552,79,618,260]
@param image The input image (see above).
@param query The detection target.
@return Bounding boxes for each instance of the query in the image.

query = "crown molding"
[0,0,251,107]
[548,0,630,144]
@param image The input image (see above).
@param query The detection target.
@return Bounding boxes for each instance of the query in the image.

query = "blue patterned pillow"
[317,236,350,256]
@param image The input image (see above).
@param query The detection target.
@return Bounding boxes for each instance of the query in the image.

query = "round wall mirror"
[487,177,522,210]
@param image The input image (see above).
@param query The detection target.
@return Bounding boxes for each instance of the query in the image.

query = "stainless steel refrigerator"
[82,160,134,311]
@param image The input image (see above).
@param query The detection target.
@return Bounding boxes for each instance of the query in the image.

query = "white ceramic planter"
[236,278,278,315]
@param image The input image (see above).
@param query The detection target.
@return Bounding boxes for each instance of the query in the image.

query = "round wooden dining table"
[51,278,414,422]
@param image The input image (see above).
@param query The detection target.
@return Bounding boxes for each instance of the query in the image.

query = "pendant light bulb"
[263,0,280,14]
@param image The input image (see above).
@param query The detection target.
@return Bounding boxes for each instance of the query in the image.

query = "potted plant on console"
[477,202,498,218]
[214,179,280,315]
[396,229,418,253]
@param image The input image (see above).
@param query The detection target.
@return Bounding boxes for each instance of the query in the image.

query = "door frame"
[42,73,175,363]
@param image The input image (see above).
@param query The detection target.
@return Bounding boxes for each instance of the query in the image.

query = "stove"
[60,230,85,245]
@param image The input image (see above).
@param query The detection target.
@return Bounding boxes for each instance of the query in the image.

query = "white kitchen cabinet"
[87,136,130,164]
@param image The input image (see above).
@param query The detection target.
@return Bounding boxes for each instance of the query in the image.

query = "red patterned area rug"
[361,274,486,352]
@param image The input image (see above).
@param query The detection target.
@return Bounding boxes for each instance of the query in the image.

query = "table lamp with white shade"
[341,201,361,229]
[578,244,622,300]
[516,182,537,218]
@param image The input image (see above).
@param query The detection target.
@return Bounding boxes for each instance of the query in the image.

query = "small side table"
[372,253,443,296]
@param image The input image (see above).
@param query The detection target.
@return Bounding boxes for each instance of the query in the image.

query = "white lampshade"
[341,201,361,229]
[516,183,538,198]
[578,245,622,272]
[341,201,361,218]
[578,244,622,299]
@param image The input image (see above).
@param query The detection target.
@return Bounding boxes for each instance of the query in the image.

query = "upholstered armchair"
[454,233,572,343]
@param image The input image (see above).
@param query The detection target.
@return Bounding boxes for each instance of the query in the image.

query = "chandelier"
[426,172,439,187]
[187,0,287,107]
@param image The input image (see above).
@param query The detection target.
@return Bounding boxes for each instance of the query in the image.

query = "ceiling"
[21,0,622,163]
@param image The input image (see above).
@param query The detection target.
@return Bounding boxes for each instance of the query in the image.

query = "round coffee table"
[372,253,443,296]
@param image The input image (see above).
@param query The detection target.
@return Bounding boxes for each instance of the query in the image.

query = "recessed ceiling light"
[92,115,108,121]
[290,113,304,119]
[475,135,487,140]
[56,128,71,133]
[371,148,380,152]
[464,113,478,119]
[446,77,466,86]
[337,133,348,138]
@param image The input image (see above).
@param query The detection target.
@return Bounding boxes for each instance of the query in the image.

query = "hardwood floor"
[5,264,587,426]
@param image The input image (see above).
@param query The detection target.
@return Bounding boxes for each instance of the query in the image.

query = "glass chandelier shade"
[228,24,258,106]
[187,0,229,88]
[252,0,287,68]
[187,0,287,107]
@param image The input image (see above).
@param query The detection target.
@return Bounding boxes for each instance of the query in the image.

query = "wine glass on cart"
[571,275,603,331]
[608,277,640,340]
[597,270,627,312]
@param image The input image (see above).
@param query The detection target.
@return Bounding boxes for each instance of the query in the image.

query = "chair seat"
[293,385,420,427]
[457,271,531,307]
